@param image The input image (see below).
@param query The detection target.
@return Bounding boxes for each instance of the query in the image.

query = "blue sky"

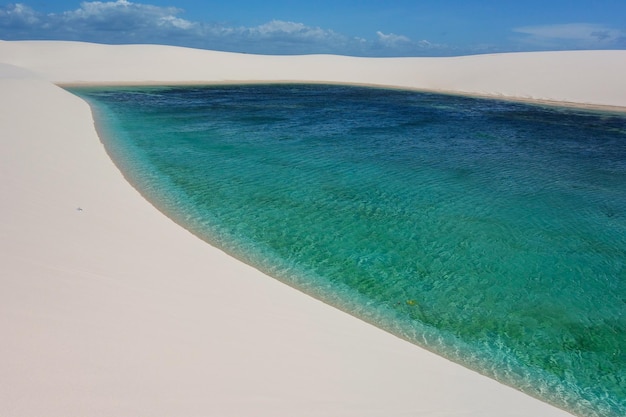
[1,0,625,56]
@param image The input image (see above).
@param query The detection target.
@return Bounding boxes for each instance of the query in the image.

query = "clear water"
[69,84,626,417]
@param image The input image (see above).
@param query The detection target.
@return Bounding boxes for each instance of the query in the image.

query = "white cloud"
[0,3,40,25]
[255,20,309,35]
[62,0,180,20]
[245,19,345,45]
[373,31,446,54]
[0,1,195,38]
[3,3,625,56]
[0,1,450,56]
[376,31,411,46]
[254,20,319,36]
[513,23,626,48]
[59,0,192,32]
[158,15,195,30]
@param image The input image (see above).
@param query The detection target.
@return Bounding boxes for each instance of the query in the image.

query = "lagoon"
[71,84,626,417]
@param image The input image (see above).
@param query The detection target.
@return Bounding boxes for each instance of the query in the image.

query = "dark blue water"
[69,84,626,417]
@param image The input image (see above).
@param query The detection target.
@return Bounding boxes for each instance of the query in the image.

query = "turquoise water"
[70,85,626,417]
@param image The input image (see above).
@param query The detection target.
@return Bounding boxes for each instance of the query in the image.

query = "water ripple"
[71,84,626,417]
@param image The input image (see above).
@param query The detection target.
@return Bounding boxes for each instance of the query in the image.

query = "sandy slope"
[3,40,622,416]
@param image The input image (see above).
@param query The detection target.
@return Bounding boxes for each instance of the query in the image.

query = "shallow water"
[70,84,626,417]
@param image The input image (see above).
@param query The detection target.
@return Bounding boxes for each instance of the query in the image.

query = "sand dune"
[2,40,626,108]
[4,40,623,416]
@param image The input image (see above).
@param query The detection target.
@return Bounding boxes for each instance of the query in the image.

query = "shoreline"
[60,80,626,115]
[3,40,623,416]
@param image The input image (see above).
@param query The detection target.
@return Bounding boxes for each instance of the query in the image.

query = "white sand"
[3,40,624,417]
